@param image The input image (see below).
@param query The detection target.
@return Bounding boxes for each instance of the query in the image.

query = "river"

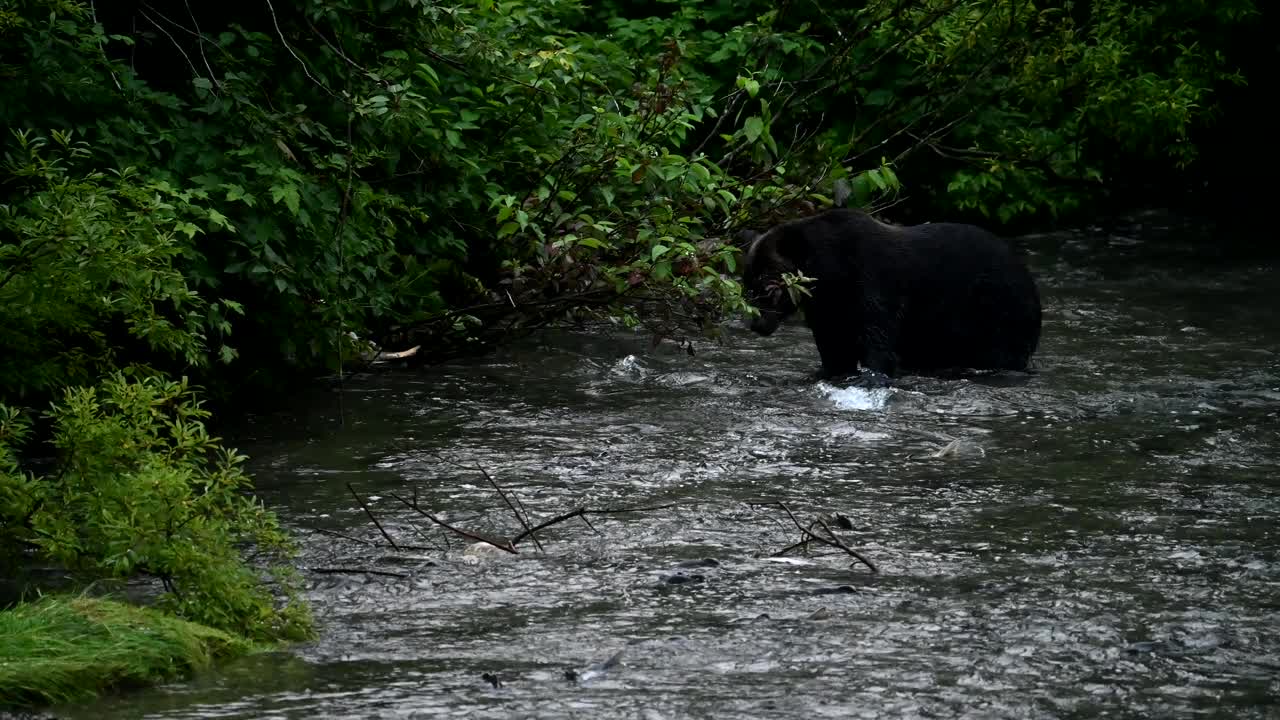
[56,212,1279,719]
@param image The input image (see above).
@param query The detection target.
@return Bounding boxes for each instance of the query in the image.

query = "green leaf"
[864,89,893,106]
[269,184,301,216]
[206,209,232,230]
[651,244,670,261]
[744,116,764,143]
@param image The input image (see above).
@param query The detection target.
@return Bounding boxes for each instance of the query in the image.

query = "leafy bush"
[0,129,241,400]
[0,374,310,642]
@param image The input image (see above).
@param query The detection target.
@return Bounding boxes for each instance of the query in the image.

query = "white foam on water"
[816,381,893,411]
[610,354,647,378]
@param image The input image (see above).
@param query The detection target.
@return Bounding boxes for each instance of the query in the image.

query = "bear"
[737,200,1042,380]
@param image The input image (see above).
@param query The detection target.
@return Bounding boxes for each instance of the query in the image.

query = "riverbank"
[0,595,253,710]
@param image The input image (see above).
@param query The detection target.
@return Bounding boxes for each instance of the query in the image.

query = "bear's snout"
[749,310,783,336]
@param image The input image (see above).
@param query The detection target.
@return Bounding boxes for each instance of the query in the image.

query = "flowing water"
[55,213,1279,719]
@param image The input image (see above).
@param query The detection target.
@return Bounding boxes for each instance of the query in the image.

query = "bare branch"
[750,500,879,573]
[137,8,198,81]
[389,492,518,554]
[431,454,545,554]
[346,482,400,551]
[265,0,342,100]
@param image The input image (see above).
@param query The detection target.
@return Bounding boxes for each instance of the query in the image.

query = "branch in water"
[749,500,879,573]
[389,491,518,554]
[347,482,401,550]
[432,453,545,554]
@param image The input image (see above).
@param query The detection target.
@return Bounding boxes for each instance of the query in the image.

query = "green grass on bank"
[0,594,253,709]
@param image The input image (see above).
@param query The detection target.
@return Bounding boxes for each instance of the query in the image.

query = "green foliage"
[5,0,1254,377]
[0,374,311,642]
[581,0,1255,225]
[0,129,241,399]
[0,594,253,708]
[779,270,816,307]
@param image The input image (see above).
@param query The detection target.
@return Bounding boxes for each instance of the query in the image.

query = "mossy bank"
[0,595,254,710]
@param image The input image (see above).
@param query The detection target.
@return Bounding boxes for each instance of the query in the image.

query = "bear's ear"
[733,228,760,247]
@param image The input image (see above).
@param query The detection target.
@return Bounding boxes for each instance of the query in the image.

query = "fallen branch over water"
[431,453,544,553]
[347,482,401,551]
[308,464,878,578]
[388,490,681,555]
[750,500,879,573]
[390,490,518,554]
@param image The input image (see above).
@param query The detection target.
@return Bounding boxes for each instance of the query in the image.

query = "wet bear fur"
[739,204,1042,379]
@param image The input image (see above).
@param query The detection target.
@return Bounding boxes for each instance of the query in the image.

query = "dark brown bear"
[738,197,1042,379]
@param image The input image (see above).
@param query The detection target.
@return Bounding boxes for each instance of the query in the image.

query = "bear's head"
[738,225,809,337]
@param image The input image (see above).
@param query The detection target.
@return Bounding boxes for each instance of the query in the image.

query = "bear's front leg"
[809,322,863,379]
[860,346,899,379]
[858,295,903,378]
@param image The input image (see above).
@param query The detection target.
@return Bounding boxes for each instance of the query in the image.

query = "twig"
[265,0,341,100]
[510,507,586,545]
[771,532,814,557]
[433,454,545,554]
[305,17,370,75]
[508,501,682,546]
[752,501,879,573]
[138,8,198,81]
[181,0,217,86]
[478,465,543,553]
[88,1,122,90]
[389,492,517,554]
[346,482,400,550]
[813,517,879,573]
[309,526,375,547]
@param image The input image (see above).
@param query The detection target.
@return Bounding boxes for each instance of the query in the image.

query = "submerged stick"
[389,491,517,554]
[813,516,879,573]
[431,453,545,553]
[510,507,586,546]
[311,526,376,547]
[508,501,684,546]
[475,462,545,554]
[756,500,879,573]
[347,482,400,551]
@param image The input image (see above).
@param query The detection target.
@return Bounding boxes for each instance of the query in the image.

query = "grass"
[0,594,253,709]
